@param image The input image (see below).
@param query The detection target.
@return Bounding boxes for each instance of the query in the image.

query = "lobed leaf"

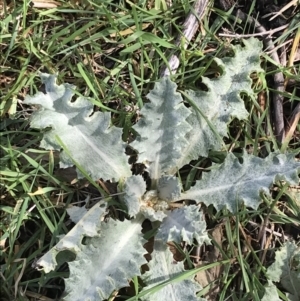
[176,38,264,169]
[118,175,147,217]
[266,241,300,301]
[37,202,107,273]
[156,205,210,245]
[141,240,205,301]
[262,281,281,301]
[181,152,300,212]
[24,73,131,181]
[130,77,192,179]
[65,215,147,301]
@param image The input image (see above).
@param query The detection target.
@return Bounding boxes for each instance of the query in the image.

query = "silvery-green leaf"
[118,175,146,217]
[262,281,281,301]
[67,205,88,224]
[130,77,192,179]
[24,73,131,181]
[177,38,264,168]
[181,152,300,212]
[64,215,147,301]
[141,240,205,301]
[66,196,90,223]
[156,205,210,245]
[37,202,107,273]
[266,241,300,301]
[157,176,181,202]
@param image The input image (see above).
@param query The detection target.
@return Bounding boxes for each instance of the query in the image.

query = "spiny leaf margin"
[118,175,146,217]
[181,151,300,212]
[156,205,210,245]
[130,76,192,179]
[141,240,205,301]
[176,37,264,170]
[36,202,107,273]
[24,73,131,182]
[266,241,300,301]
[64,215,147,301]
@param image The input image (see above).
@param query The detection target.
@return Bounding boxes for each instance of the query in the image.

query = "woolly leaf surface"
[181,152,300,212]
[266,241,300,301]
[37,202,107,273]
[66,201,89,224]
[119,175,146,216]
[65,216,147,301]
[157,176,181,202]
[156,205,210,244]
[262,281,281,301]
[141,240,205,301]
[177,38,264,169]
[24,73,131,181]
[130,77,192,179]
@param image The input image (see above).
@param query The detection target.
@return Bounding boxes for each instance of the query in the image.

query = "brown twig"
[268,0,299,21]
[248,220,289,239]
[160,0,210,76]
[218,24,288,38]
[260,222,274,264]
[284,103,300,144]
